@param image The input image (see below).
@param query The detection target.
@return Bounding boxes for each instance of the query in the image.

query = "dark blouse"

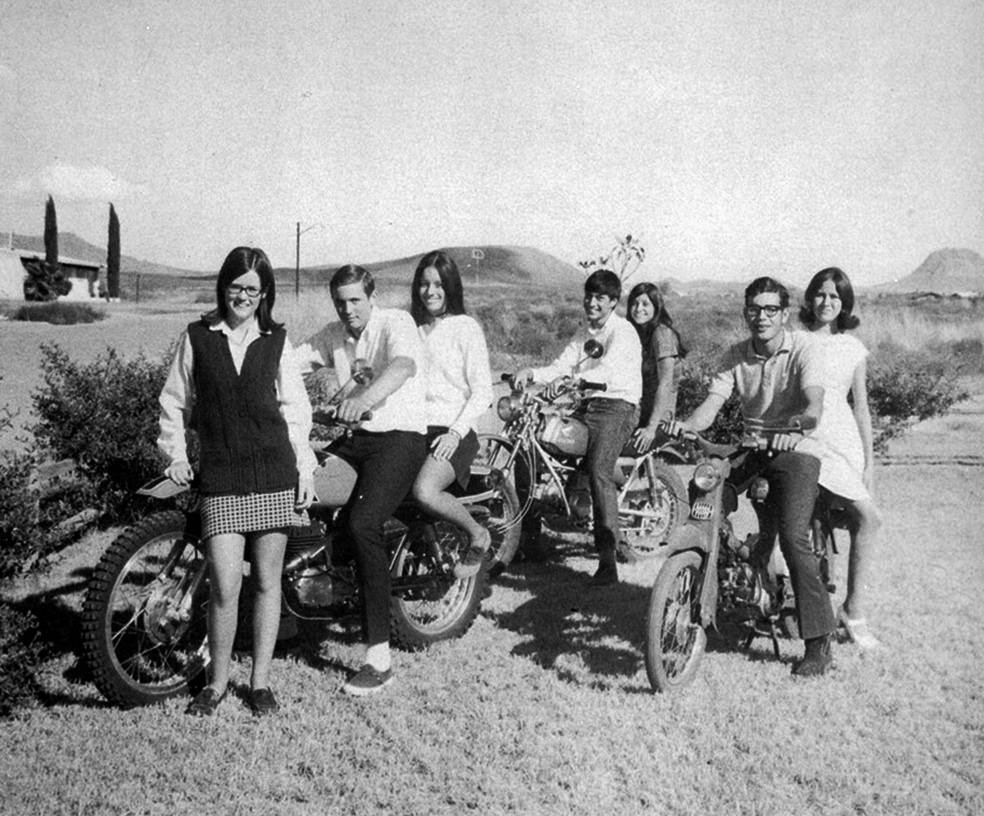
[639,323,680,427]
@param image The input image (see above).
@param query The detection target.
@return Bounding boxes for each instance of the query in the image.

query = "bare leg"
[248,529,288,691]
[412,457,488,546]
[205,533,246,695]
[842,498,882,620]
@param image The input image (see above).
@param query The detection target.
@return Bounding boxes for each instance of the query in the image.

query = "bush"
[0,606,50,718]
[12,301,105,325]
[31,343,172,521]
[868,344,968,451]
[675,357,744,444]
[475,295,584,363]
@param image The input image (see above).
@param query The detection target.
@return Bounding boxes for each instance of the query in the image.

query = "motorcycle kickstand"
[743,618,783,660]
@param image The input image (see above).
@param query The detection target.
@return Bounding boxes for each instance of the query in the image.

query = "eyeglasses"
[744,305,783,319]
[227,285,262,299]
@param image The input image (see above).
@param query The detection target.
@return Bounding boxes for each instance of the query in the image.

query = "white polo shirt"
[301,307,428,434]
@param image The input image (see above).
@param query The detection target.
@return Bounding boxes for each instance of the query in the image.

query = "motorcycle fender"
[663,524,718,630]
[312,454,358,508]
[137,476,189,500]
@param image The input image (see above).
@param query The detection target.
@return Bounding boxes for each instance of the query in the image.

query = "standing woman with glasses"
[799,267,883,649]
[158,246,317,716]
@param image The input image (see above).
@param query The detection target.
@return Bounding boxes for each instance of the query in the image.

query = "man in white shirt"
[302,265,428,695]
[515,269,642,585]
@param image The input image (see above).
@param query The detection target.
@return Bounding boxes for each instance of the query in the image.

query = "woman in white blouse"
[409,250,494,578]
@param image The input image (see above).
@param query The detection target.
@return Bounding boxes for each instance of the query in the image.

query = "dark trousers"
[740,450,835,641]
[582,399,639,560]
[332,430,427,646]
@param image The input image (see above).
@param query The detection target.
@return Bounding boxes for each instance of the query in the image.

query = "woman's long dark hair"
[799,267,860,332]
[627,282,687,358]
[410,250,466,326]
[205,246,283,332]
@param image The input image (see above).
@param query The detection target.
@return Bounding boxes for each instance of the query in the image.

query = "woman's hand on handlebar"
[165,460,194,486]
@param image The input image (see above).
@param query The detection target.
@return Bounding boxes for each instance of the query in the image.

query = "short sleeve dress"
[638,323,681,427]
[812,333,870,502]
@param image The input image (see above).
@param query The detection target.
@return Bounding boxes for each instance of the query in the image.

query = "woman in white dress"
[409,250,494,578]
[800,267,883,649]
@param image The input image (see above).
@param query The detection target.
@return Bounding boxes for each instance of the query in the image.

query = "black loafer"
[185,687,226,716]
[249,687,279,717]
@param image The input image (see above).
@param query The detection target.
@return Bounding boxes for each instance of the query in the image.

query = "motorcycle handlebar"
[312,407,373,427]
[577,380,607,392]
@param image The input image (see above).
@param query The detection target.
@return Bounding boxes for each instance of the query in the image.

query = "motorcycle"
[644,427,838,693]
[80,408,519,708]
[475,340,690,562]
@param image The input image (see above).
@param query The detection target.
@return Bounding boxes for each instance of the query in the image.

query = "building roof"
[14,249,104,270]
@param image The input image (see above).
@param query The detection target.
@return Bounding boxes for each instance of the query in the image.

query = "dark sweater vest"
[188,320,297,496]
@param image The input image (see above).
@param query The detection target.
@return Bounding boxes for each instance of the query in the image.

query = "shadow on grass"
[490,552,652,685]
[1,566,115,711]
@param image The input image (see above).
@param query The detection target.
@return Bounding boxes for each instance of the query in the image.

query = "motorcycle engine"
[282,522,358,615]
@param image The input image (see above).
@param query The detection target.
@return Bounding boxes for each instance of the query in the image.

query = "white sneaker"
[837,605,882,650]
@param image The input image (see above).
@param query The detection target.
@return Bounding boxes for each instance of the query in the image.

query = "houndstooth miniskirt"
[201,489,309,539]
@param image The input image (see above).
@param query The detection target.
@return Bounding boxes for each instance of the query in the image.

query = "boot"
[591,549,619,586]
[792,634,833,677]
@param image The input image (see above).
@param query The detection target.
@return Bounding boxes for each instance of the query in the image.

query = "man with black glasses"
[665,276,836,676]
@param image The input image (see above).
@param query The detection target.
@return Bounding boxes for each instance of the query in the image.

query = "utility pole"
[295,221,319,299]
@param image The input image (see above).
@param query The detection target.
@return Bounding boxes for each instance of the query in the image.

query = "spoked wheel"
[388,520,486,649]
[473,434,529,572]
[81,511,209,707]
[645,549,707,693]
[619,459,687,561]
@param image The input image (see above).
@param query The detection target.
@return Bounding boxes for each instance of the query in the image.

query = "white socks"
[365,643,391,672]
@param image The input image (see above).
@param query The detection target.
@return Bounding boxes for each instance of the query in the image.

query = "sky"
[1,0,981,284]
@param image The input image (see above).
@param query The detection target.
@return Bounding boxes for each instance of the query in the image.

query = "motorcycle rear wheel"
[81,511,209,707]
[388,521,486,649]
[645,549,707,693]
[619,460,687,561]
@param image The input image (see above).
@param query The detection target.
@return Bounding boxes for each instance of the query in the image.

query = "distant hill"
[5,235,581,291]
[881,248,984,295]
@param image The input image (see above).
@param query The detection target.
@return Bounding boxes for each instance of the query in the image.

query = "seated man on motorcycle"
[664,276,836,676]
[514,269,641,586]
[301,264,428,696]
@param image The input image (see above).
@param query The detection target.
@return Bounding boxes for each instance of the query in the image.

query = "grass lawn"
[2,462,982,816]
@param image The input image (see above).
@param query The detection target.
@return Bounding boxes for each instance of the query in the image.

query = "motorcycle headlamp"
[497,394,523,423]
[693,462,722,493]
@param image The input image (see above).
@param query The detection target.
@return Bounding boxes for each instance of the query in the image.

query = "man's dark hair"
[744,276,789,308]
[584,269,621,301]
[330,264,375,297]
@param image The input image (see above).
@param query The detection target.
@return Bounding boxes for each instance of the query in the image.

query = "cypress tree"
[107,203,120,299]
[44,195,58,269]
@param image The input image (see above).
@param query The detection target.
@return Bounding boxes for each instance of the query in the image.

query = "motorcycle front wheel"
[388,521,486,649]
[619,459,687,561]
[81,511,209,707]
[644,549,707,693]
[473,433,530,572]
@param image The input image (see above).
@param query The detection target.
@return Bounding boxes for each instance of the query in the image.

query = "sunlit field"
[1,277,983,815]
